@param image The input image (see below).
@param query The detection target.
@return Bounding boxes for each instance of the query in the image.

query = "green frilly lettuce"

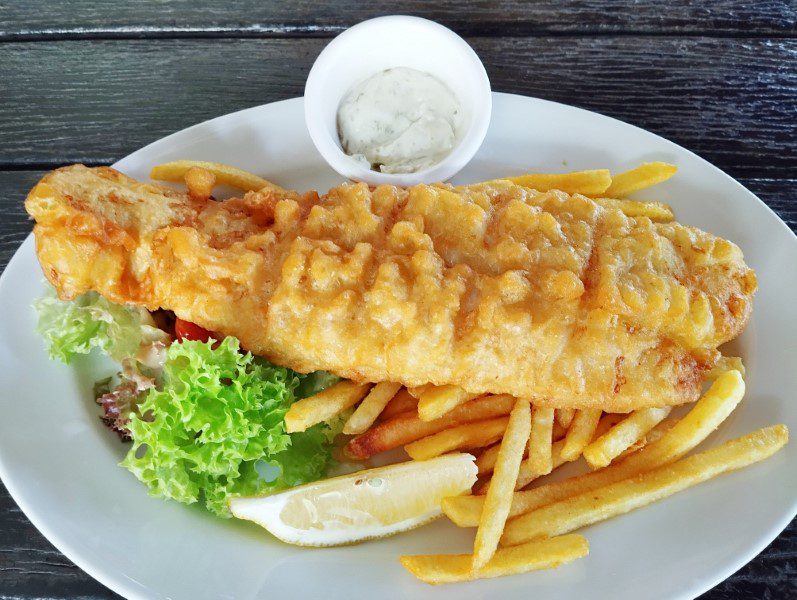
[34,290,165,364]
[34,289,343,517]
[121,337,343,517]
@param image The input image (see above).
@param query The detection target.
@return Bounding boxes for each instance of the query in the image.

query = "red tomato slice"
[174,318,215,343]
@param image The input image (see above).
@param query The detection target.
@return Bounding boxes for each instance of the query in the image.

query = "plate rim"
[1,92,794,600]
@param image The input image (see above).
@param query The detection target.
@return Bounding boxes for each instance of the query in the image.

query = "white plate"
[0,93,795,600]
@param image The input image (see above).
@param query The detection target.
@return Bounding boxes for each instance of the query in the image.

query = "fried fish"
[25,165,756,411]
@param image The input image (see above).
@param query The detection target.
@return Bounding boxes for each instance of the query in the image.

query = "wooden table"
[1,2,795,598]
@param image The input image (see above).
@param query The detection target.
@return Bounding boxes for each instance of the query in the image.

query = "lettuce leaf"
[121,337,341,517]
[295,370,342,399]
[94,359,159,441]
[34,289,167,364]
[34,288,343,516]
[94,376,147,442]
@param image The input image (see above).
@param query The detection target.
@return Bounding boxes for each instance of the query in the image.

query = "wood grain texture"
[1,37,795,179]
[1,1,795,38]
[0,1,795,595]
[0,171,39,268]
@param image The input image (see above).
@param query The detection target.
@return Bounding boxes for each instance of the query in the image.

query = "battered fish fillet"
[25,165,756,411]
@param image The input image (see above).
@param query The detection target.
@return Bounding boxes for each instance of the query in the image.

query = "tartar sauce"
[337,67,462,174]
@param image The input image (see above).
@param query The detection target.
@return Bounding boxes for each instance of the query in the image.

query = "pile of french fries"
[286,369,787,584]
[154,160,788,585]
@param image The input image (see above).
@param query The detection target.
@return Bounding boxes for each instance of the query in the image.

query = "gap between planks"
[2,26,797,44]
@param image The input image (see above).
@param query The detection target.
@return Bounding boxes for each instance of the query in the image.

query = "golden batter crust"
[26,165,756,411]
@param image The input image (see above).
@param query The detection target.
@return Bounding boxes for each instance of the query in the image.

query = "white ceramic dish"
[304,15,491,186]
[0,93,795,600]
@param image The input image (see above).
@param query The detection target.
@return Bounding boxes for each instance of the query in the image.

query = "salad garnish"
[35,287,343,517]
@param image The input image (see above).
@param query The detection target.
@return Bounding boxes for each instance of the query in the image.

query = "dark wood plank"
[739,178,797,233]
[0,171,40,269]
[1,0,795,38]
[473,36,797,181]
[2,3,796,598]
[1,37,795,179]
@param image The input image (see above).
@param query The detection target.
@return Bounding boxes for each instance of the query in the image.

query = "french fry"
[475,443,503,475]
[150,160,285,193]
[342,382,402,435]
[400,534,589,585]
[593,413,627,439]
[583,406,672,469]
[441,370,744,527]
[501,424,788,545]
[476,414,630,494]
[473,399,531,569]
[519,414,627,489]
[471,473,492,495]
[528,406,555,476]
[405,417,510,461]
[285,381,371,433]
[603,162,677,197]
[183,167,216,201]
[615,417,678,461]
[507,169,612,196]
[476,439,569,495]
[707,356,745,380]
[418,385,480,422]
[407,384,432,399]
[556,408,575,430]
[593,197,674,222]
[515,439,568,490]
[378,388,419,421]
[400,534,588,585]
[478,413,622,478]
[552,420,568,442]
[560,409,602,461]
[345,394,515,459]
[477,441,537,477]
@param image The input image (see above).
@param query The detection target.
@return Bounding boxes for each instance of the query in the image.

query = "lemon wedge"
[229,453,477,547]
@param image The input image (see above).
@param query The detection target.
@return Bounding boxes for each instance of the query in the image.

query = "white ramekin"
[304,15,492,187]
